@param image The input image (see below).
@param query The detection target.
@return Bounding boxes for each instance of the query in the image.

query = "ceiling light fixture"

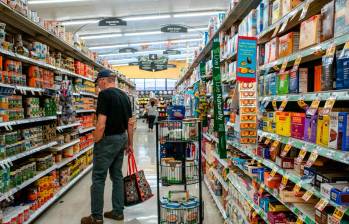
[81,33,122,40]
[123,15,171,21]
[28,0,86,4]
[124,31,163,37]
[61,19,99,26]
[99,47,197,57]
[173,11,224,18]
[89,44,129,50]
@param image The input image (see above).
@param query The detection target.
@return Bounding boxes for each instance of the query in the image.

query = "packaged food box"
[259,76,264,96]
[291,112,305,139]
[278,32,300,58]
[329,112,339,149]
[281,0,302,17]
[269,37,279,62]
[272,0,282,24]
[267,112,276,133]
[264,74,270,95]
[316,114,330,147]
[269,73,277,95]
[334,0,349,36]
[276,156,294,169]
[322,54,335,91]
[321,182,349,205]
[336,49,349,90]
[277,72,289,95]
[265,41,271,63]
[315,206,335,224]
[304,114,318,143]
[299,68,308,93]
[315,172,349,190]
[267,212,287,224]
[299,15,321,49]
[269,202,288,212]
[289,70,299,93]
[276,112,291,136]
[314,64,323,92]
[264,171,282,189]
[280,189,318,203]
[338,112,349,151]
[321,1,335,42]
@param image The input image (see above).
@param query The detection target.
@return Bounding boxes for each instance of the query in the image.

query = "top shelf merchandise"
[175,0,349,223]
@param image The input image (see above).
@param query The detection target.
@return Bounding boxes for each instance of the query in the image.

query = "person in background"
[81,70,134,224]
[146,101,158,132]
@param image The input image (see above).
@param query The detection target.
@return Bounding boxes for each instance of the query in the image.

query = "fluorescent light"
[99,47,196,58]
[60,19,99,26]
[173,11,224,18]
[170,38,201,43]
[188,27,208,32]
[124,15,171,21]
[89,44,129,50]
[124,31,163,37]
[29,0,86,4]
[81,33,122,40]
[113,64,129,67]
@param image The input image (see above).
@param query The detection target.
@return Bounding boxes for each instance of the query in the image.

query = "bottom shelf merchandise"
[0,147,93,224]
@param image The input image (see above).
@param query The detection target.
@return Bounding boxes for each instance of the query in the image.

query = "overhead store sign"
[167,64,177,68]
[161,24,188,33]
[119,47,138,53]
[163,49,181,55]
[128,62,139,66]
[236,36,257,82]
[138,55,169,72]
[99,18,127,26]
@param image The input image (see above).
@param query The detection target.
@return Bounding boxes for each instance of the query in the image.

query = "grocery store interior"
[1,0,349,224]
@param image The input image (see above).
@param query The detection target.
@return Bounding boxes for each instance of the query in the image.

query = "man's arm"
[127,118,135,153]
[94,114,107,143]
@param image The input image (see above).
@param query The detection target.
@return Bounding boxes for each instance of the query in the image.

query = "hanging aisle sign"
[99,18,127,26]
[161,24,188,33]
[236,36,257,82]
[212,37,226,158]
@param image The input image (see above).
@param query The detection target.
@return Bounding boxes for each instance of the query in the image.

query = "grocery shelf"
[78,126,96,134]
[211,168,228,190]
[80,92,98,98]
[258,130,349,165]
[0,116,57,128]
[175,0,260,88]
[51,139,80,151]
[259,32,349,72]
[226,197,249,224]
[227,140,349,216]
[202,152,208,161]
[56,144,94,169]
[227,172,269,223]
[259,89,349,102]
[24,164,93,224]
[76,109,96,113]
[212,151,229,168]
[0,141,58,166]
[0,165,57,201]
[56,122,81,131]
[220,52,237,64]
[204,176,228,220]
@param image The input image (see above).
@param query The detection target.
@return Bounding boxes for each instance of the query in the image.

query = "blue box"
[264,74,270,96]
[167,105,185,120]
[336,49,349,89]
[289,70,299,93]
[338,112,349,151]
[256,2,265,34]
[269,73,277,95]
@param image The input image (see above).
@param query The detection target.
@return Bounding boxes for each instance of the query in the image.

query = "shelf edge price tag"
[297,97,308,110]
[280,175,289,190]
[272,64,280,72]
[333,207,345,221]
[322,96,337,115]
[299,0,310,21]
[278,98,288,112]
[270,140,280,152]
[301,189,313,202]
[326,43,336,57]
[292,55,302,72]
[268,167,279,181]
[315,198,329,211]
[280,59,289,73]
[340,41,349,57]
[271,24,281,38]
[306,98,321,116]
[279,17,289,33]
[296,217,304,224]
[272,100,278,111]
[281,144,292,157]
[305,150,318,168]
[296,147,307,163]
[264,138,271,145]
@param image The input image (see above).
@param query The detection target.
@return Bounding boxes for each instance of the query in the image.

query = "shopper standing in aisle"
[146,101,158,132]
[81,70,134,224]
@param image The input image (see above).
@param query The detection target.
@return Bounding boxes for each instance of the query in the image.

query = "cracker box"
[299,15,321,49]
[272,0,282,24]
[304,114,318,143]
[321,1,335,42]
[338,112,349,151]
[277,72,289,95]
[336,49,349,90]
[316,113,330,147]
[289,70,299,93]
[269,37,279,62]
[269,73,277,95]
[334,0,349,36]
[282,0,302,17]
[329,112,339,149]
[322,55,335,91]
[291,112,305,139]
[278,32,300,58]
[276,112,291,137]
[299,68,308,93]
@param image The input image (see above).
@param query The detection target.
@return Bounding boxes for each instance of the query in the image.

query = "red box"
[264,172,282,189]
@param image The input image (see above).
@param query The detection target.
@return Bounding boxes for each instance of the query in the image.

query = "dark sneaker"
[104,211,124,221]
[81,215,103,224]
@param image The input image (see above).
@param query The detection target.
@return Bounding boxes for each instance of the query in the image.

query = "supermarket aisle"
[36,121,223,224]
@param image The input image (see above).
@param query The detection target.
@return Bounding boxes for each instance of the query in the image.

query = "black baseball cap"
[95,69,116,83]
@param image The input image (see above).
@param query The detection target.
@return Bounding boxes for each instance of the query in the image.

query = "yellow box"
[276,112,291,136]
[272,0,282,24]
[316,113,330,147]
[267,112,276,133]
[282,0,302,17]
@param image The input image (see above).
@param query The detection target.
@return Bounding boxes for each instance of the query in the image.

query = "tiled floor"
[36,121,223,224]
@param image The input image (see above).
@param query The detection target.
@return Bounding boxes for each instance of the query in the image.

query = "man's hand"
[126,144,133,155]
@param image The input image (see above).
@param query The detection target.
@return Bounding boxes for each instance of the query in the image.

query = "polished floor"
[36,121,223,224]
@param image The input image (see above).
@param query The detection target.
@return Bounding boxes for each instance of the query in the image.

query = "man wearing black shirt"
[81,70,134,224]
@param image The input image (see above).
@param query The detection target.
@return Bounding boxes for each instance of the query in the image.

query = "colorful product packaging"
[267,112,276,133]
[334,0,349,36]
[316,113,330,147]
[321,54,335,91]
[299,15,321,49]
[304,114,318,143]
[272,0,282,24]
[264,74,270,96]
[329,112,339,149]
[299,68,308,93]
[336,49,349,90]
[277,72,289,95]
[281,0,302,17]
[276,112,291,136]
[314,65,322,92]
[338,112,349,151]
[269,37,279,62]
[291,112,305,139]
[321,1,335,42]
[289,70,299,93]
[269,73,277,95]
[278,32,300,58]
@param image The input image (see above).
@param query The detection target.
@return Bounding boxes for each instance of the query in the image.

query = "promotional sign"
[119,47,138,53]
[212,37,226,158]
[129,62,139,66]
[236,36,257,82]
[138,55,168,72]
[163,49,181,55]
[99,18,127,26]
[161,24,188,33]
[167,64,177,68]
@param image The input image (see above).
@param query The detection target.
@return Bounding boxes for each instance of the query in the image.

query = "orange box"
[314,65,322,92]
[264,172,282,189]
[278,32,300,58]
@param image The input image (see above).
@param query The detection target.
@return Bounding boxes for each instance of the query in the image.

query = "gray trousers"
[91,133,128,220]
